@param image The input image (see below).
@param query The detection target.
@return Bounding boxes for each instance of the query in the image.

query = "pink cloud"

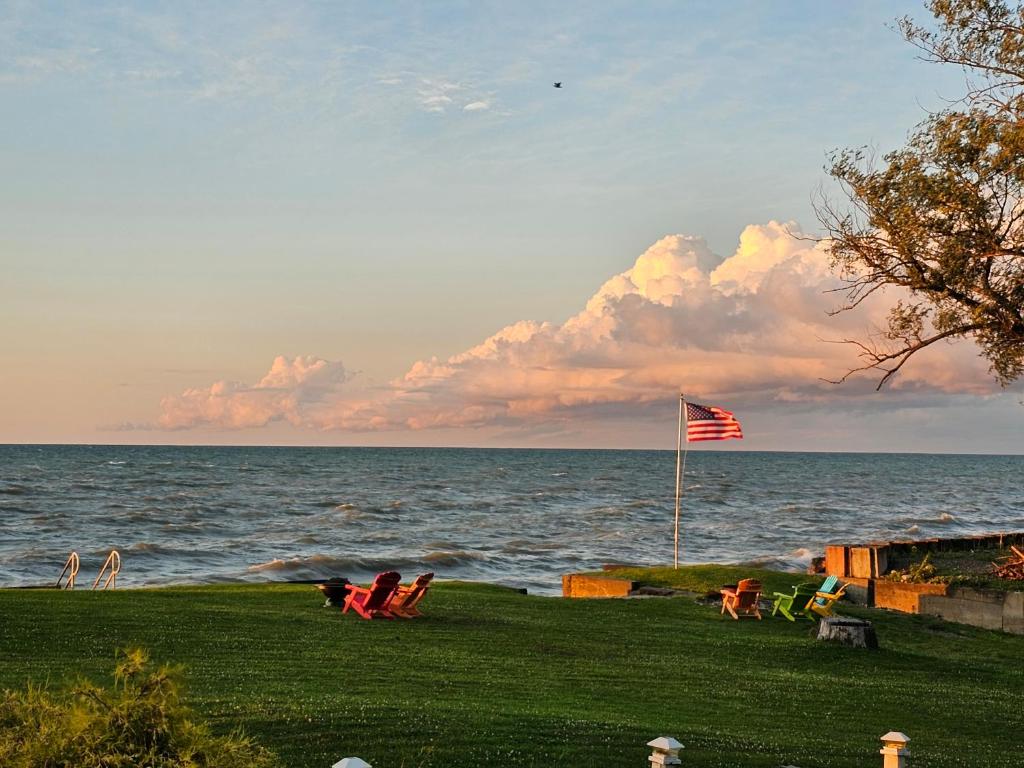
[158,355,349,430]
[154,222,999,432]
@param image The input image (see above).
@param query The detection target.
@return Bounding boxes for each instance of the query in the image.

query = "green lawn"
[1,569,1021,767]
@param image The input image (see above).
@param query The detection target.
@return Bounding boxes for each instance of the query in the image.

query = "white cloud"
[416,78,462,113]
[463,100,490,111]
[0,48,99,83]
[154,222,1001,433]
[158,355,349,430]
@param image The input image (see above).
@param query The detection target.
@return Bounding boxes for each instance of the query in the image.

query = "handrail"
[56,551,80,590]
[92,549,121,590]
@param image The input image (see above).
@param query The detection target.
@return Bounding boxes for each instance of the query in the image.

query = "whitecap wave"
[246,550,487,577]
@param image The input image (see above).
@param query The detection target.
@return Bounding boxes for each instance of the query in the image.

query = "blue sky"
[2,1,1021,451]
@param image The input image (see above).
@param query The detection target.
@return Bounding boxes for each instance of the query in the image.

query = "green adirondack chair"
[771,582,819,621]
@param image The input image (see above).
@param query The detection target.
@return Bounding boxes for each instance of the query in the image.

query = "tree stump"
[816,616,878,649]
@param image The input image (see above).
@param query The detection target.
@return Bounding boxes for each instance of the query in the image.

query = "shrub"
[0,647,278,767]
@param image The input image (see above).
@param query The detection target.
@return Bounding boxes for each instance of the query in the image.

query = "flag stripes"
[685,401,743,442]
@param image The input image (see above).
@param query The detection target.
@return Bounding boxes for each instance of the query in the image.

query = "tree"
[819,0,1024,389]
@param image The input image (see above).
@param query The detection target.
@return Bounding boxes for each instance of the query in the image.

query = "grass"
[1,568,1022,767]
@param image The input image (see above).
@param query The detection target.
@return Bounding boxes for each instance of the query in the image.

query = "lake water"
[1,445,1022,593]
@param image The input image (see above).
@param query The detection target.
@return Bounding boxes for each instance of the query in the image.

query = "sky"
[1,1,1021,453]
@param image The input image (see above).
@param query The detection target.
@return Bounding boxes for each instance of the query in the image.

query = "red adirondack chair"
[720,578,763,620]
[342,571,401,620]
[389,572,434,618]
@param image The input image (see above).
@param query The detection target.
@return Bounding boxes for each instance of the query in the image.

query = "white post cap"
[648,736,683,766]
[647,736,683,753]
[332,759,372,768]
[880,732,910,749]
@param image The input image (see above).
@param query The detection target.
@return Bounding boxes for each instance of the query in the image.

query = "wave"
[900,511,958,529]
[501,539,564,554]
[128,542,175,554]
[423,550,487,566]
[0,505,36,514]
[341,507,403,522]
[739,546,815,572]
[160,522,207,533]
[738,556,804,572]
[787,547,815,562]
[247,549,488,577]
[0,485,30,495]
[625,499,658,508]
[248,557,298,573]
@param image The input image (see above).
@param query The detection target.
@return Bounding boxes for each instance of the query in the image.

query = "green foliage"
[882,553,950,583]
[820,0,1024,388]
[0,647,277,768]
[0,579,1022,767]
[881,546,1024,589]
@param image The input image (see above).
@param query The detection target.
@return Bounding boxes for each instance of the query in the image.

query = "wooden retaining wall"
[826,532,1024,580]
[826,532,1024,632]
[561,573,636,598]
[873,580,949,614]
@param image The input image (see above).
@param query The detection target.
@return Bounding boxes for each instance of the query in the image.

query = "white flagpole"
[673,393,687,569]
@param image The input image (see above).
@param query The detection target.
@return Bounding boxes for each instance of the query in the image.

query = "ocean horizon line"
[1,442,1022,458]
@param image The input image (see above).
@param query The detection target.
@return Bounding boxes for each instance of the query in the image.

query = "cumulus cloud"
[155,222,1000,432]
[158,355,349,430]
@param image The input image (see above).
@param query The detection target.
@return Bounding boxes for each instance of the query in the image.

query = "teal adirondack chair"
[771,582,819,621]
[806,574,847,619]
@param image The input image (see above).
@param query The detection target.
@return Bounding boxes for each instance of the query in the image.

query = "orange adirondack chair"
[720,578,763,620]
[342,571,401,620]
[390,572,434,618]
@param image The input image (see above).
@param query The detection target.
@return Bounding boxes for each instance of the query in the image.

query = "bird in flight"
[553,82,562,88]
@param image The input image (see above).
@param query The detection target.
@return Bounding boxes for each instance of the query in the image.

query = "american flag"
[685,401,743,442]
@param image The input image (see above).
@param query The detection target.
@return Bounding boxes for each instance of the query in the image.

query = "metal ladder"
[92,549,121,590]
[56,551,80,589]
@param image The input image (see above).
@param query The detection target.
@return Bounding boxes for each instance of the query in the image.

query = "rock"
[816,616,879,649]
